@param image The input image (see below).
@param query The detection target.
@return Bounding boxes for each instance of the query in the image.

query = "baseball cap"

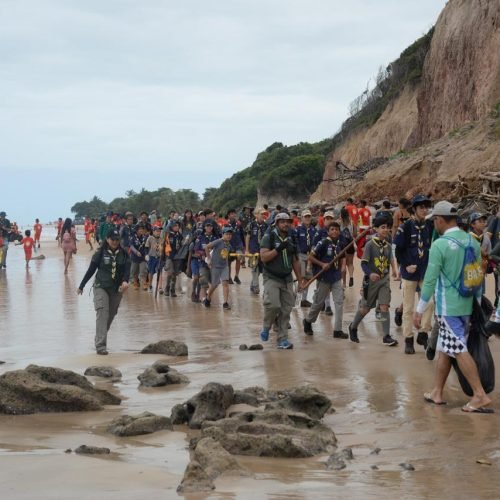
[153,225,161,231]
[469,212,487,224]
[373,215,390,228]
[223,226,234,234]
[274,212,293,222]
[324,211,335,218]
[428,201,458,217]
[301,210,312,217]
[107,228,120,240]
[411,194,431,207]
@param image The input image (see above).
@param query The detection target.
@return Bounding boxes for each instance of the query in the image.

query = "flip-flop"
[424,393,447,406]
[462,403,495,414]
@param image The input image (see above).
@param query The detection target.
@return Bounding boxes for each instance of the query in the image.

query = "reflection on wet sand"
[0,241,498,498]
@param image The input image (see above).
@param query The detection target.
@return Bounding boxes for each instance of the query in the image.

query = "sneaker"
[223,302,231,310]
[333,330,348,339]
[260,329,270,342]
[349,277,354,288]
[426,346,436,361]
[394,308,403,326]
[250,286,260,295]
[404,337,415,353]
[325,306,333,316]
[277,339,294,350]
[348,323,359,343]
[203,298,211,308]
[300,300,312,308]
[375,311,383,321]
[171,290,177,297]
[228,277,234,285]
[416,331,429,349]
[303,318,314,335]
[96,349,108,355]
[164,288,170,297]
[383,335,398,347]
[234,276,241,284]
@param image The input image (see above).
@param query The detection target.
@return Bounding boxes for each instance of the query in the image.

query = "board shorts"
[437,315,470,358]
[359,274,391,309]
[211,265,229,285]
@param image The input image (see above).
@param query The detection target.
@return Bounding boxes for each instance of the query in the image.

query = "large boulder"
[0,365,121,415]
[177,461,215,493]
[265,386,332,419]
[84,366,122,379]
[137,361,189,387]
[140,340,188,357]
[107,411,173,436]
[172,382,234,429]
[193,437,249,480]
[200,409,337,458]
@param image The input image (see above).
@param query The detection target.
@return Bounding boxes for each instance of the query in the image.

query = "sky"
[0,0,448,225]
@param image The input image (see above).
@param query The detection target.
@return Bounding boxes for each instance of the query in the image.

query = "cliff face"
[312,0,500,204]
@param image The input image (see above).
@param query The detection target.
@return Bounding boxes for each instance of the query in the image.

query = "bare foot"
[424,389,446,405]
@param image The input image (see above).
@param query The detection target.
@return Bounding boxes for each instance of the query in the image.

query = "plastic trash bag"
[451,296,495,396]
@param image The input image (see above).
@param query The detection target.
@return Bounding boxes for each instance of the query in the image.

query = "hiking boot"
[250,286,260,295]
[325,306,333,316]
[333,330,349,339]
[277,339,294,350]
[223,302,231,310]
[394,308,403,326]
[96,348,108,355]
[404,337,415,354]
[426,346,436,361]
[349,277,354,288]
[348,323,359,343]
[260,328,270,342]
[164,288,170,296]
[234,276,241,284]
[228,277,234,285]
[300,299,312,308]
[170,289,177,298]
[303,318,314,335]
[383,335,398,346]
[203,298,211,308]
[416,331,429,349]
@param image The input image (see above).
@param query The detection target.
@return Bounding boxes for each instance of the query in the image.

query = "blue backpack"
[442,235,483,297]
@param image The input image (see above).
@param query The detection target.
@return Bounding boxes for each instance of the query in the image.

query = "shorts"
[147,256,160,275]
[211,266,229,285]
[437,315,470,358]
[359,275,391,309]
[191,258,200,277]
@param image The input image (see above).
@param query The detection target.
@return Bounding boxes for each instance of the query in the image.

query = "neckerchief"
[372,236,389,274]
[413,218,427,260]
[106,248,119,280]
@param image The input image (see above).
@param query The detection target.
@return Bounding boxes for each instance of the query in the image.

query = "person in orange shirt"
[84,216,94,251]
[345,198,359,228]
[357,200,372,227]
[291,210,300,227]
[33,219,42,249]
[16,229,35,268]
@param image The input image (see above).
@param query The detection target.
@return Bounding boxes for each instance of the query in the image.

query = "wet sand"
[0,239,499,499]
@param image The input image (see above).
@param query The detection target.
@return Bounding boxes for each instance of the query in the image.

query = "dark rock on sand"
[193,437,249,480]
[75,445,110,455]
[326,448,354,470]
[107,411,173,436]
[140,340,188,356]
[175,382,234,429]
[177,461,215,493]
[248,344,263,351]
[84,366,122,379]
[201,409,337,458]
[265,386,332,419]
[370,447,381,455]
[170,403,190,425]
[239,344,248,351]
[138,361,189,387]
[399,462,415,471]
[0,365,121,415]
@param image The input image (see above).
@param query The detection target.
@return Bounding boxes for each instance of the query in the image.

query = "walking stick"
[302,226,372,290]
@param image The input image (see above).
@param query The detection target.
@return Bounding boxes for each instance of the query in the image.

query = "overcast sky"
[0,0,447,224]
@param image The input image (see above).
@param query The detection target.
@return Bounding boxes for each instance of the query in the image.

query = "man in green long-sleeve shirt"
[414,201,493,413]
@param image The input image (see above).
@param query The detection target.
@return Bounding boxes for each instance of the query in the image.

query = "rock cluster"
[107,411,173,436]
[84,366,122,379]
[137,360,189,387]
[0,365,121,414]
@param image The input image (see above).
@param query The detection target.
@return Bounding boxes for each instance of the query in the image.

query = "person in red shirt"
[17,229,35,268]
[357,200,372,227]
[84,216,94,250]
[56,217,63,247]
[33,219,42,249]
[345,198,359,228]
[291,210,300,227]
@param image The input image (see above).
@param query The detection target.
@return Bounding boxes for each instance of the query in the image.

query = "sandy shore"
[0,240,499,499]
